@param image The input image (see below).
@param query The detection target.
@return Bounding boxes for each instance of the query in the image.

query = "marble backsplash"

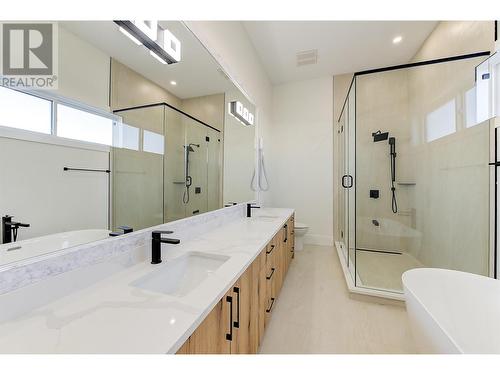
[0,204,245,297]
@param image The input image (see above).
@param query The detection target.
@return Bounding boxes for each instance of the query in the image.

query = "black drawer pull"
[266,267,275,280]
[266,244,275,254]
[266,298,275,313]
[233,287,240,328]
[226,295,233,341]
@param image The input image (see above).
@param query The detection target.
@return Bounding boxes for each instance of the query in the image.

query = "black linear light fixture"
[114,20,181,64]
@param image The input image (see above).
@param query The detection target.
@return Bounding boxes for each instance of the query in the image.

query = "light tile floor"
[259,245,417,354]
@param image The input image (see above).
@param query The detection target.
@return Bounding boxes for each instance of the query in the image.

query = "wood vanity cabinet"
[178,290,232,354]
[257,248,267,343]
[177,253,260,354]
[176,214,294,355]
[231,257,260,354]
[264,235,278,328]
[286,215,295,268]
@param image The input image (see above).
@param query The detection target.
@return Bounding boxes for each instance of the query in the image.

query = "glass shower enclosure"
[111,103,221,232]
[337,52,494,295]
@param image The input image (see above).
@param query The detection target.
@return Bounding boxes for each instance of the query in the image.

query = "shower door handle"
[342,175,353,188]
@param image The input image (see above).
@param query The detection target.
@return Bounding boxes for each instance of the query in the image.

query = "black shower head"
[372,131,389,142]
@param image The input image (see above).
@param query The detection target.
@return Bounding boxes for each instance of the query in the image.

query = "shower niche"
[336,52,494,297]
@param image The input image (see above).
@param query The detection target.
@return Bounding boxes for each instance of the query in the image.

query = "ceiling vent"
[296,49,318,67]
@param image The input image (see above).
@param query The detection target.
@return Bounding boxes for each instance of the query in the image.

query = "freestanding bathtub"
[0,229,111,266]
[403,268,500,353]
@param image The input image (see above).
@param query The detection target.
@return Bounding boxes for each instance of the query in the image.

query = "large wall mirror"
[0,21,256,266]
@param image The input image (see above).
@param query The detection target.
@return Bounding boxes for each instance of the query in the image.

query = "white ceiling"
[242,21,438,84]
[61,21,236,99]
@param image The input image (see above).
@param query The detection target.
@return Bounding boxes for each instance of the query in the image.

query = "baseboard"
[304,234,334,246]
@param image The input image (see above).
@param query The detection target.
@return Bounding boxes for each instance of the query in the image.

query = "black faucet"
[246,203,261,218]
[151,230,180,264]
[109,225,134,237]
[2,215,30,244]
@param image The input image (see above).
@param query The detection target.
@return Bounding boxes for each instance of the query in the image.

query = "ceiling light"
[119,27,142,45]
[170,80,177,86]
[392,36,403,44]
[150,50,167,64]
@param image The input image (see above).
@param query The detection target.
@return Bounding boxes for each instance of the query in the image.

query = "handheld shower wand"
[389,137,397,213]
[183,143,200,204]
[251,137,269,192]
[372,130,398,213]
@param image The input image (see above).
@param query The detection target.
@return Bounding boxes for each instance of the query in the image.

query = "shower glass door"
[112,105,165,231]
[353,54,491,294]
[164,106,186,222]
[339,81,356,281]
[184,117,209,217]
[113,103,223,228]
[347,85,356,279]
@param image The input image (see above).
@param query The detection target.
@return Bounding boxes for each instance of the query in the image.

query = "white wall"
[186,22,334,245]
[0,133,109,241]
[185,21,273,203]
[57,25,111,111]
[267,77,334,245]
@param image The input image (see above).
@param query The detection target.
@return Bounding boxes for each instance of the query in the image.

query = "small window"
[143,130,164,155]
[465,87,478,128]
[57,104,113,145]
[0,86,52,134]
[113,123,140,150]
[425,99,456,142]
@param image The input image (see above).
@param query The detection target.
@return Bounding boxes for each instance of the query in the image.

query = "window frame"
[0,85,122,151]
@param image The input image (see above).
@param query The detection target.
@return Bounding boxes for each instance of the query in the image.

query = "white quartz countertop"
[0,208,293,353]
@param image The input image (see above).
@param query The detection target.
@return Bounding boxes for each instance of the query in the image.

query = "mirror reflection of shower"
[372,130,398,213]
[183,143,200,204]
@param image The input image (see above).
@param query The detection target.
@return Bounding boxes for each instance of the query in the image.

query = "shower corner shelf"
[396,181,416,186]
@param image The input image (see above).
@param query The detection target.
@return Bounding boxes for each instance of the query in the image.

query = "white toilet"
[294,222,309,251]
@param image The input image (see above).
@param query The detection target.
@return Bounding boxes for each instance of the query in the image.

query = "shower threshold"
[356,247,402,255]
[335,241,408,301]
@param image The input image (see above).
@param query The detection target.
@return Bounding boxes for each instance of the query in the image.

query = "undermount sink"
[403,268,500,354]
[251,215,280,222]
[131,252,229,297]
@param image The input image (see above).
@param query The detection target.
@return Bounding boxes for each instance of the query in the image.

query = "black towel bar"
[63,167,110,173]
